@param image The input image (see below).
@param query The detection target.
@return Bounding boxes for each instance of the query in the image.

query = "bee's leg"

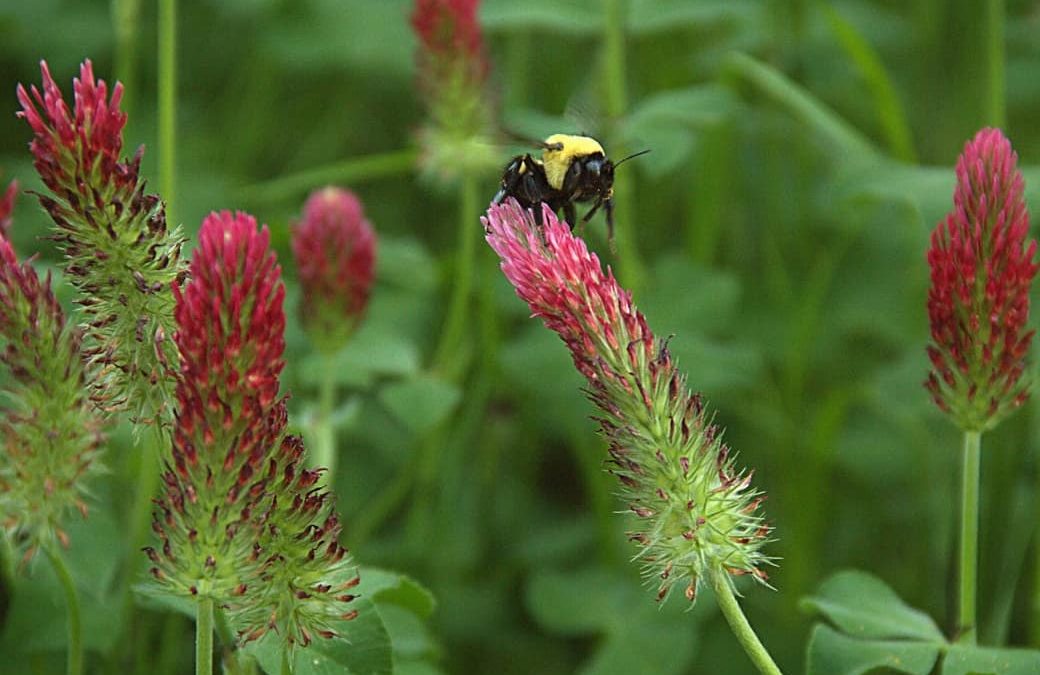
[604,197,616,253]
[582,199,603,223]
[494,158,525,205]
[564,202,578,231]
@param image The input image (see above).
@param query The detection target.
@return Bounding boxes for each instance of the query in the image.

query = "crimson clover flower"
[17,60,185,426]
[0,233,103,561]
[485,200,772,602]
[926,128,1038,431]
[410,0,498,181]
[291,187,376,353]
[0,180,17,238]
[147,211,358,647]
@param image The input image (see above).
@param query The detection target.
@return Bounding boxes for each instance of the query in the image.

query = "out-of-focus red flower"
[0,181,17,239]
[411,0,487,80]
[149,211,357,648]
[926,128,1038,431]
[485,200,772,603]
[292,187,375,352]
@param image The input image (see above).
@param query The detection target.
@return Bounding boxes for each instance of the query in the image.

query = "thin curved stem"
[958,429,981,644]
[710,567,784,675]
[158,0,177,227]
[196,597,214,675]
[45,544,83,675]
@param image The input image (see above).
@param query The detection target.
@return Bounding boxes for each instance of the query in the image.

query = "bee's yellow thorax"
[541,134,604,190]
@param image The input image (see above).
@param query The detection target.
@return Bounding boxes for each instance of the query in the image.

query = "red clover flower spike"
[410,0,498,180]
[0,180,17,239]
[16,60,186,427]
[0,233,103,561]
[291,187,376,353]
[147,211,358,649]
[484,200,773,602]
[926,128,1038,432]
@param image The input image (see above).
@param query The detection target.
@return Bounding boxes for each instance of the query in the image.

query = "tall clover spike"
[16,60,186,427]
[484,200,781,674]
[0,235,104,561]
[925,127,1037,431]
[148,211,358,653]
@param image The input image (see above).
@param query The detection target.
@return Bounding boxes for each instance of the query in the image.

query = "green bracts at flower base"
[17,60,186,427]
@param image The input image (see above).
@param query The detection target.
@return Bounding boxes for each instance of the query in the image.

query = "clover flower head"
[16,60,186,427]
[291,187,375,352]
[926,128,1038,431]
[485,200,773,602]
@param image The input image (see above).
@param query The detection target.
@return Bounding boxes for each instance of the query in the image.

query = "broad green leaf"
[378,237,438,292]
[358,567,437,618]
[249,597,392,675]
[942,644,1040,675]
[298,327,421,388]
[806,624,940,675]
[378,375,461,434]
[378,604,436,661]
[526,567,635,635]
[580,618,696,675]
[801,570,944,642]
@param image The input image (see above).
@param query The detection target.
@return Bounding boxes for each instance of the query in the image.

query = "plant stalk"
[45,544,83,675]
[983,0,1005,128]
[958,429,982,643]
[196,597,214,675]
[710,567,784,675]
[159,0,177,227]
[433,174,480,379]
[313,354,338,486]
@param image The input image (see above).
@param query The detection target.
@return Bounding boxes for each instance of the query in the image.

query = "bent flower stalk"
[484,200,773,602]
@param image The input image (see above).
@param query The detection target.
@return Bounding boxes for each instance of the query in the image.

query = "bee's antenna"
[614,149,651,167]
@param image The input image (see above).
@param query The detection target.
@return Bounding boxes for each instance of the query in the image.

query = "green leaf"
[378,237,438,292]
[628,0,757,35]
[942,644,1040,675]
[481,0,600,35]
[358,567,437,618]
[378,375,461,434]
[580,619,696,675]
[249,597,392,675]
[801,570,945,642]
[622,85,737,177]
[806,624,940,675]
[526,567,633,635]
[378,604,436,661]
[298,327,421,388]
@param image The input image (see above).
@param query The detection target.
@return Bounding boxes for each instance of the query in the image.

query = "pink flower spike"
[926,128,1038,431]
[0,181,17,239]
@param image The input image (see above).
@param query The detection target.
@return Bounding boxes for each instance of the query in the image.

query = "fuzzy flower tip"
[147,211,357,649]
[0,236,103,561]
[485,200,773,602]
[410,0,497,180]
[291,187,375,353]
[0,181,17,239]
[17,60,186,427]
[926,128,1038,432]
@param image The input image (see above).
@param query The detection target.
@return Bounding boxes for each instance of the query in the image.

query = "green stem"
[111,0,141,115]
[982,0,1005,128]
[158,0,177,226]
[280,648,292,675]
[351,459,417,547]
[958,429,982,644]
[313,354,337,485]
[45,544,83,675]
[238,149,418,205]
[196,598,214,675]
[433,175,480,379]
[601,0,643,289]
[710,568,784,675]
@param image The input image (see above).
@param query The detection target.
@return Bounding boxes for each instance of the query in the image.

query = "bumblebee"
[492,134,647,244]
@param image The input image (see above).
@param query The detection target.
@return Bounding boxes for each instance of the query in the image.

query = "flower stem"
[602,0,643,289]
[313,353,338,486]
[982,0,1005,128]
[280,648,292,675]
[958,429,982,644]
[112,0,142,115]
[44,544,83,675]
[196,597,214,675]
[433,174,480,379]
[710,567,783,675]
[158,0,177,227]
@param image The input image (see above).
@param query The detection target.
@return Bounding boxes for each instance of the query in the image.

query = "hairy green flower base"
[0,238,103,558]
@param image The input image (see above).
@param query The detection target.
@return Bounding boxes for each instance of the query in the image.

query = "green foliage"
[2,0,1040,673]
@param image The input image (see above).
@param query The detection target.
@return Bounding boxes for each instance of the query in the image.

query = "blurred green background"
[2,0,1040,673]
